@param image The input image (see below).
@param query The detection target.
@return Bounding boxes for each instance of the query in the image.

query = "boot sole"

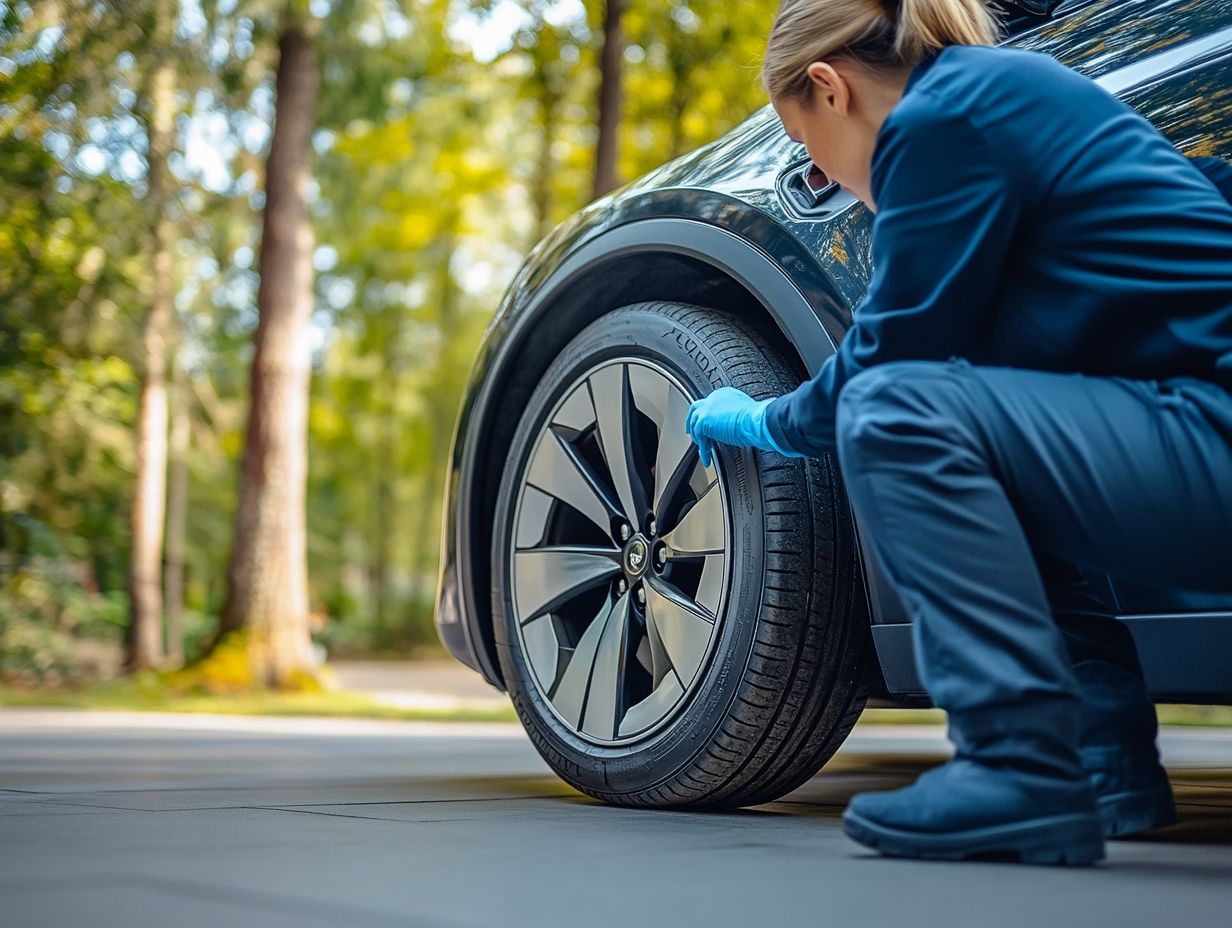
[1098,782,1177,838]
[843,809,1105,865]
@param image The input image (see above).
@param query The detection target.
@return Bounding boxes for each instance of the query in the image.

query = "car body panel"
[436,0,1232,698]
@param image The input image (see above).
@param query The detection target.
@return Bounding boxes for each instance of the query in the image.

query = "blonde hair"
[762,0,1002,100]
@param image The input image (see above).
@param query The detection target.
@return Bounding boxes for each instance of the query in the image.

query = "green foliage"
[2,0,786,672]
[622,1,783,174]
[1,2,148,636]
[0,559,126,685]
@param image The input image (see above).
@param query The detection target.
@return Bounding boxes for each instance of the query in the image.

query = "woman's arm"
[764,102,1025,457]
[1190,156,1232,204]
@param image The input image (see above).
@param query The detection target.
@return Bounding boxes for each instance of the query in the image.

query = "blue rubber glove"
[685,386,805,467]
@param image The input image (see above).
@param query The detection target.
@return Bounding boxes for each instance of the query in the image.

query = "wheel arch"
[454,217,846,689]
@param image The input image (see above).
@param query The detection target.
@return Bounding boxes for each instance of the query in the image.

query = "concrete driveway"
[2,709,1230,928]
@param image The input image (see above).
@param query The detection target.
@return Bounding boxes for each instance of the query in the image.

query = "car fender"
[435,191,865,688]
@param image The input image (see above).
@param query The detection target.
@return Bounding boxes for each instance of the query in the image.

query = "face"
[771,61,882,209]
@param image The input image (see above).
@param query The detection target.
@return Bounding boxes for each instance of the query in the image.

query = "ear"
[804,61,850,116]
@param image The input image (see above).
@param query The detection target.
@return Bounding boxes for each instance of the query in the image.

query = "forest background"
[0,0,784,690]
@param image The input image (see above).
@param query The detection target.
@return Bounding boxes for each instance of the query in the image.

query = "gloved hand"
[685,386,804,467]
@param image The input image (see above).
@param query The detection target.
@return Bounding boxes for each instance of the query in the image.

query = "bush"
[316,590,444,659]
[0,560,125,685]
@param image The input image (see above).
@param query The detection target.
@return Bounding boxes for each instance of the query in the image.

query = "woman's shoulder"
[872,45,1103,198]
[891,43,1112,143]
[913,43,1091,108]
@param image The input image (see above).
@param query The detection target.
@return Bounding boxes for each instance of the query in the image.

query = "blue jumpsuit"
[762,44,1232,825]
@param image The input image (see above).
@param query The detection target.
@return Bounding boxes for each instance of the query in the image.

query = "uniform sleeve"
[1190,156,1232,204]
[764,102,1024,457]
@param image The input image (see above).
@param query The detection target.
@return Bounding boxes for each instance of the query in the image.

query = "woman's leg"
[1035,554,1139,674]
[832,359,1232,863]
[1036,552,1175,835]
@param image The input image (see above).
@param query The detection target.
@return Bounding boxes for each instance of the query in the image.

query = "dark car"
[433,0,1232,807]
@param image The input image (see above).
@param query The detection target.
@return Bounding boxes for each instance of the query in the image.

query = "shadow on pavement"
[430,752,1232,851]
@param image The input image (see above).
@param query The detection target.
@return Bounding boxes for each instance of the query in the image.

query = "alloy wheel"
[509,357,730,745]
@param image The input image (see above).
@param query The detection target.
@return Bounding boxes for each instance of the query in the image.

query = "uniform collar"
[869,49,944,196]
[904,48,942,96]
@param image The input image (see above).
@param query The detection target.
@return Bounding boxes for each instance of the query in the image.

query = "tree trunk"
[529,16,562,242]
[372,372,394,648]
[402,470,429,616]
[402,232,459,621]
[218,22,318,687]
[125,2,175,672]
[163,354,189,668]
[667,22,689,159]
[428,230,459,482]
[591,0,626,200]
[531,68,558,242]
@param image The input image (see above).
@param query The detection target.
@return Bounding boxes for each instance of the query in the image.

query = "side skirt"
[871,612,1232,704]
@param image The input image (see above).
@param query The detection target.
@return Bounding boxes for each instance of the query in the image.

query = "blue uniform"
[764,44,1232,456]
[751,43,1232,856]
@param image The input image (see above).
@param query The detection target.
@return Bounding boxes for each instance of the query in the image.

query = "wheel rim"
[510,357,730,746]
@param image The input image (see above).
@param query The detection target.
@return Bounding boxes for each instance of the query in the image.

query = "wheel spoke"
[694,552,725,617]
[551,381,598,433]
[551,590,628,730]
[580,591,631,740]
[589,364,648,524]
[627,363,667,427]
[644,575,715,686]
[643,592,679,690]
[652,384,698,517]
[661,478,725,556]
[618,673,685,738]
[521,614,559,688]
[515,486,554,549]
[526,427,621,534]
[626,363,697,519]
[514,545,621,623]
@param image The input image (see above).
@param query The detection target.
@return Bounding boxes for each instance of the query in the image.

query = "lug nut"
[619,523,631,542]
[617,578,627,595]
[655,546,667,567]
[647,517,657,535]
[636,586,645,605]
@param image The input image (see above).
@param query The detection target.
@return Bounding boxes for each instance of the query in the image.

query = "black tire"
[491,301,872,809]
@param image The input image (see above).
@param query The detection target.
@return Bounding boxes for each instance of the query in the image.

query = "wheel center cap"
[623,535,650,577]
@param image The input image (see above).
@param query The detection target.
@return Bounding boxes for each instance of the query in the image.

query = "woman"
[685,0,1232,865]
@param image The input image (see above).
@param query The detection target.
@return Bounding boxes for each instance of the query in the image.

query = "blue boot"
[842,756,1105,865]
[1083,744,1176,838]
[1073,659,1176,837]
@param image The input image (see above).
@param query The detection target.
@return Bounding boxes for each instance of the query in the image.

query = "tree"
[2,1,151,647]
[218,17,319,685]
[520,12,572,241]
[1,0,792,681]
[163,352,189,667]
[621,2,781,178]
[592,0,626,198]
[126,0,178,671]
